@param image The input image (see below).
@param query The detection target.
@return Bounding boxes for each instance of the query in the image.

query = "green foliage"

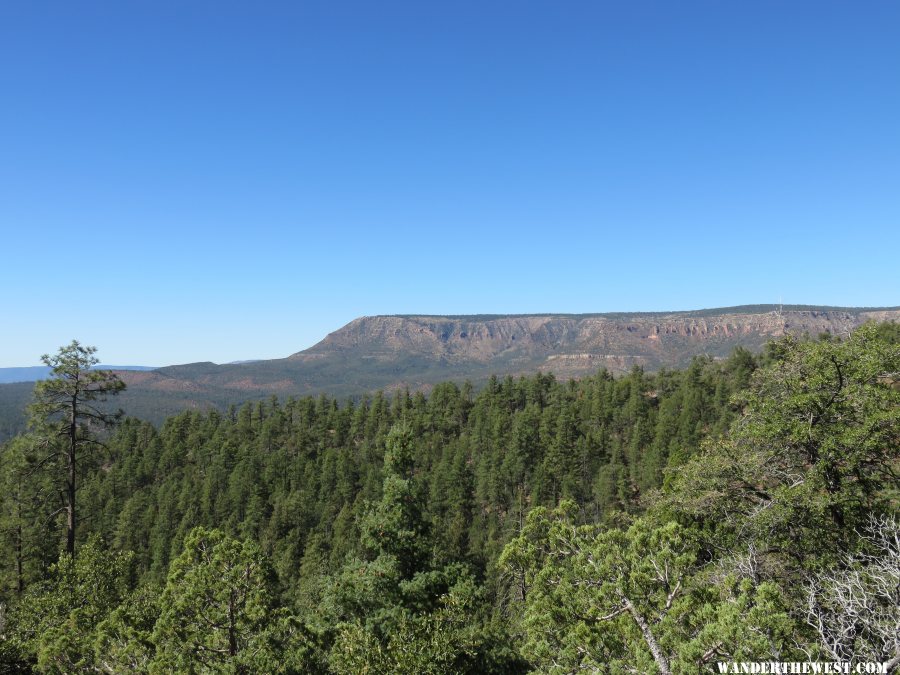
[5,536,135,672]
[93,583,161,673]
[150,527,283,673]
[358,423,431,578]
[2,324,897,672]
[27,341,126,558]
[871,319,900,345]
[31,353,743,610]
[500,325,898,672]
[29,342,126,430]
[3,529,322,674]
[0,435,60,597]
[324,424,523,673]
[500,504,801,673]
[328,582,484,675]
[663,324,900,571]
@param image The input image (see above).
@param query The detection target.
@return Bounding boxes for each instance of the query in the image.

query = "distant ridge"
[0,365,158,385]
[0,304,897,436]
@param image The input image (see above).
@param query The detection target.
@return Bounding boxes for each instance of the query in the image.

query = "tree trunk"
[228,590,238,657]
[67,396,77,559]
[625,599,671,675]
[15,521,23,594]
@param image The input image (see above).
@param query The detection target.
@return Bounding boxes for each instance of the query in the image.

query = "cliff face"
[297,315,580,361]
[292,307,899,377]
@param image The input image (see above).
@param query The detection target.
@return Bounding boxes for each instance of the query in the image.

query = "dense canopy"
[0,324,897,672]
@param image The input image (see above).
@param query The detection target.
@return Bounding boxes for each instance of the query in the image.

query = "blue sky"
[2,1,898,366]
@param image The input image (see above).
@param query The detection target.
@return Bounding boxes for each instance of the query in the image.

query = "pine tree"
[28,341,125,558]
[150,527,284,673]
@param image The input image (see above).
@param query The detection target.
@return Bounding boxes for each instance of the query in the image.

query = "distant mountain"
[1,305,897,437]
[0,365,158,385]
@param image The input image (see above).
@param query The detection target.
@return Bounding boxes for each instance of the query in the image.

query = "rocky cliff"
[292,306,900,378]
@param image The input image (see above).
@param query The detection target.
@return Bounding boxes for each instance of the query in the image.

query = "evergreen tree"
[6,536,135,672]
[28,341,125,558]
[150,527,296,673]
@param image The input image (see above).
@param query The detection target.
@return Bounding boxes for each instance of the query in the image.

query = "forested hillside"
[0,324,897,673]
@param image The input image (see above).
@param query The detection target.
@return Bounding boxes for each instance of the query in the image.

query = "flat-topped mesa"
[3,305,897,438]
[297,315,577,358]
[292,307,899,372]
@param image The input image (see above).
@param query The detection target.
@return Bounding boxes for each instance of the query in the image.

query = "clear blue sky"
[2,1,898,366]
